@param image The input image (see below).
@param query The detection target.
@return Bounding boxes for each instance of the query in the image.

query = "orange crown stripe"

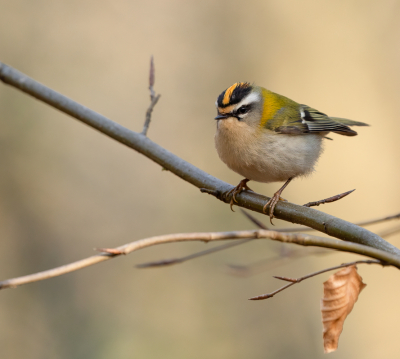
[222,82,250,105]
[222,83,238,105]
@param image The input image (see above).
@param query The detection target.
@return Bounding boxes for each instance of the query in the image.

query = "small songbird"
[214,82,368,222]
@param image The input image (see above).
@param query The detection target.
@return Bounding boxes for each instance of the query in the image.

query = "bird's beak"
[215,113,230,120]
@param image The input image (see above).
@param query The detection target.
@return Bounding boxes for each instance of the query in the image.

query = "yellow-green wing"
[270,104,368,137]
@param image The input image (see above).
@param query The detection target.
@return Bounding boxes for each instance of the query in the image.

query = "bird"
[214,82,368,223]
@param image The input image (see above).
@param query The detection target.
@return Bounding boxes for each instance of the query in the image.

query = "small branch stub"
[96,248,126,255]
[142,56,161,136]
[303,189,355,208]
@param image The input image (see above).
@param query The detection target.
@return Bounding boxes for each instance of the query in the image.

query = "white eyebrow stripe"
[234,92,260,110]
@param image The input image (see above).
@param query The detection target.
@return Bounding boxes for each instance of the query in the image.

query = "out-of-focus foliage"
[1,1,400,358]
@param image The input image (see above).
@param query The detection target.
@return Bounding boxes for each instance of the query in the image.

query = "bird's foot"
[225,179,253,211]
[262,193,283,224]
[262,178,293,224]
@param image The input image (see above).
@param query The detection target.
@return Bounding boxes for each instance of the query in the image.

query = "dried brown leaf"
[321,265,366,353]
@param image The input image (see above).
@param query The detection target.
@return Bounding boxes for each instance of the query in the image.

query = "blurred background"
[1,1,400,358]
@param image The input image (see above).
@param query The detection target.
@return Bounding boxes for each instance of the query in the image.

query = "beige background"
[1,1,400,358]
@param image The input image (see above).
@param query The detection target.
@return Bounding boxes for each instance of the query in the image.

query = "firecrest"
[214,82,368,222]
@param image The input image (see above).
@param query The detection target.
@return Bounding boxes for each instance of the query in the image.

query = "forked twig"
[136,209,266,269]
[303,189,355,208]
[227,210,400,276]
[249,259,385,301]
[1,229,400,290]
[141,56,161,136]
[137,209,400,270]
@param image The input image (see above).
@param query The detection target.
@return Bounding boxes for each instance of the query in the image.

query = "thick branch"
[248,210,400,232]
[0,62,399,255]
[0,230,399,290]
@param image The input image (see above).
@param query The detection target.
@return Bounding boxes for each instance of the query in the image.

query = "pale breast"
[215,119,324,183]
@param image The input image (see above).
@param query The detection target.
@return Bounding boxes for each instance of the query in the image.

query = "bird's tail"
[328,117,369,136]
[330,117,369,127]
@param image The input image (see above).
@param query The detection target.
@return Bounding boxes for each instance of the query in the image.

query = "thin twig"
[135,207,326,270]
[240,209,268,229]
[215,211,400,277]
[303,189,355,208]
[135,209,267,268]
[149,56,155,92]
[1,230,400,290]
[136,239,252,268]
[1,62,399,256]
[229,208,327,277]
[227,247,330,277]
[378,225,400,239]
[174,211,398,277]
[141,56,161,136]
[227,255,292,277]
[249,259,384,300]
[136,208,316,270]
[358,212,400,227]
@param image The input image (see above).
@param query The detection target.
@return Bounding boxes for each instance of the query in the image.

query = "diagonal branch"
[249,259,384,300]
[0,229,400,290]
[244,210,400,233]
[0,62,399,255]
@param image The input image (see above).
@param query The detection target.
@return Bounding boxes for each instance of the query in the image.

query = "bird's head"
[215,82,263,128]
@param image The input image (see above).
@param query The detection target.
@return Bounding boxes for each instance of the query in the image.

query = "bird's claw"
[263,196,286,224]
[262,177,293,224]
[262,195,277,224]
[225,179,253,211]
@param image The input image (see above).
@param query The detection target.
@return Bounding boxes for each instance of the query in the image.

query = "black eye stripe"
[236,104,251,115]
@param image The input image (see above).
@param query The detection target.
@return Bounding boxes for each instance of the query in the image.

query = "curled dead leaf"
[321,265,366,353]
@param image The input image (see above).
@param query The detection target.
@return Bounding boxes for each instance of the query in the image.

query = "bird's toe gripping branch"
[224,179,253,211]
[262,178,293,224]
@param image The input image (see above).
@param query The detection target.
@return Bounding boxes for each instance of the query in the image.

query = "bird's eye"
[237,105,249,115]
